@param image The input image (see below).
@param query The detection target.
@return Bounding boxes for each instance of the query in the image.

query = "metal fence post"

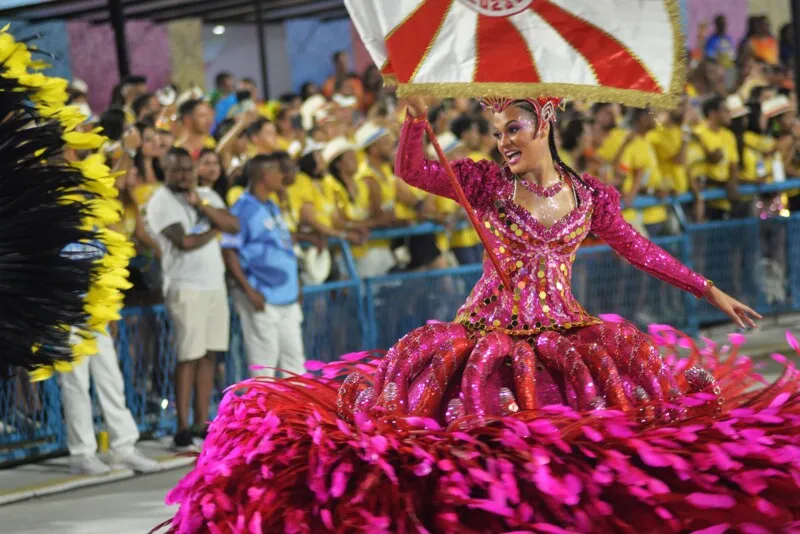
[680,232,699,336]
[363,279,378,349]
[790,214,800,312]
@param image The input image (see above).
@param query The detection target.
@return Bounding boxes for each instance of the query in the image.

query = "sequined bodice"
[394,116,711,337]
[455,177,602,337]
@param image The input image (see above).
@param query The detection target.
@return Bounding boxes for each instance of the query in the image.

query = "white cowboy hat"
[69,78,88,95]
[426,131,463,158]
[725,95,749,119]
[354,121,389,149]
[762,95,792,119]
[321,136,356,167]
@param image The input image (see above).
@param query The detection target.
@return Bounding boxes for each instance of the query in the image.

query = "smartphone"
[290,113,303,130]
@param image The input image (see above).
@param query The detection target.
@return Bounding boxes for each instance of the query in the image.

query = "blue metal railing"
[2,180,800,465]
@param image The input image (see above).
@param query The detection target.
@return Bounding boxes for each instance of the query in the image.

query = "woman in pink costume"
[162,98,800,533]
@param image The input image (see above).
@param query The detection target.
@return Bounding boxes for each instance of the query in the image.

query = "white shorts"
[165,289,230,362]
[232,290,305,378]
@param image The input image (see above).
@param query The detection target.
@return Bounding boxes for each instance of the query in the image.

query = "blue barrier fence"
[2,181,800,465]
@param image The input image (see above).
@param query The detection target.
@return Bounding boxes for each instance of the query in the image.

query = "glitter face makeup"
[492,108,548,176]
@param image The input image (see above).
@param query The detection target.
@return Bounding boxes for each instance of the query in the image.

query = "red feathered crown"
[479,96,564,137]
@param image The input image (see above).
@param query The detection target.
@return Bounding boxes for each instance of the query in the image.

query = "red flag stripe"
[531,1,661,92]
[380,59,394,76]
[385,0,455,83]
[474,15,540,83]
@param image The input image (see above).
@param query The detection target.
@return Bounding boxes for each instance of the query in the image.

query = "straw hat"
[426,131,463,158]
[354,122,389,149]
[321,136,356,167]
[762,95,792,119]
[69,79,88,95]
[725,95,749,119]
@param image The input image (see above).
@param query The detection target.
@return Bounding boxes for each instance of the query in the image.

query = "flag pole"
[423,122,512,291]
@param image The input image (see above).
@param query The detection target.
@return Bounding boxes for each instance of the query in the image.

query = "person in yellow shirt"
[591,102,630,185]
[246,118,281,158]
[222,116,288,202]
[118,74,148,126]
[274,107,303,158]
[723,101,763,300]
[729,102,762,208]
[322,137,394,277]
[744,102,776,163]
[353,123,402,228]
[269,157,318,242]
[646,104,692,196]
[342,123,400,272]
[289,146,365,245]
[688,95,739,220]
[422,132,482,265]
[113,165,159,255]
[226,181,245,207]
[617,108,668,236]
[133,121,165,186]
[438,116,487,264]
[737,101,777,215]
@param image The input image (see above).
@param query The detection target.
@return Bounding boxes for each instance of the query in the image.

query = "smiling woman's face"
[491,104,550,175]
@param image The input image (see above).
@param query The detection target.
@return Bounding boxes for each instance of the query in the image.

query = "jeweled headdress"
[479,96,564,138]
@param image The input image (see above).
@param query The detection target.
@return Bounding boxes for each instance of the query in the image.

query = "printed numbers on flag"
[456,0,533,17]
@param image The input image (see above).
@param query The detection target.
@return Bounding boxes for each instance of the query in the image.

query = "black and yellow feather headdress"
[0,26,133,380]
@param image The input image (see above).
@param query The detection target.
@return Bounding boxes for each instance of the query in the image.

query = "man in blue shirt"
[705,15,735,69]
[222,153,306,378]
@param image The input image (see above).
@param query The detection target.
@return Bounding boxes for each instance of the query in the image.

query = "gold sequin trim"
[397,81,682,109]
[457,317,603,338]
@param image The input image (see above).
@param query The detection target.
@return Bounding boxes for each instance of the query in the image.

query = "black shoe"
[171,429,195,452]
[190,423,209,440]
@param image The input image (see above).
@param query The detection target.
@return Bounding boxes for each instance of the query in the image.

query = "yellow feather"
[29,367,54,382]
[63,130,105,150]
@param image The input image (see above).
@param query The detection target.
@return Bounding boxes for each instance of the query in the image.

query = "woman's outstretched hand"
[405,96,428,119]
[705,286,762,329]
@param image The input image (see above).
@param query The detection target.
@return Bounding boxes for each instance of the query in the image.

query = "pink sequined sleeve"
[395,115,504,211]
[585,175,712,299]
